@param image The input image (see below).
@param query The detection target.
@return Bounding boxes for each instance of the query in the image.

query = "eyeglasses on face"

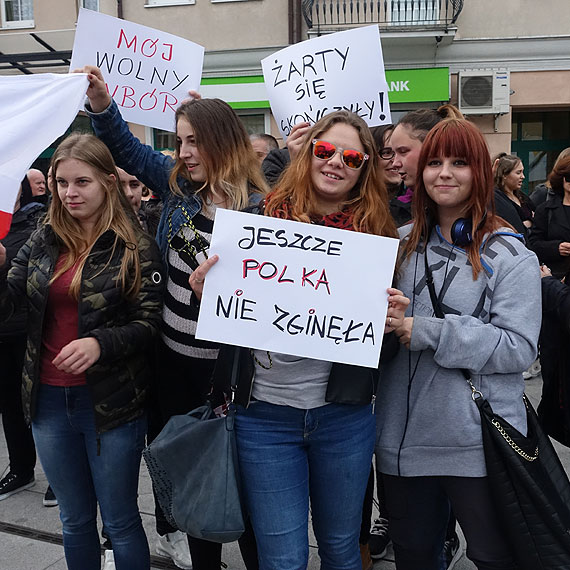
[379,148,395,160]
[312,139,369,170]
[564,174,570,183]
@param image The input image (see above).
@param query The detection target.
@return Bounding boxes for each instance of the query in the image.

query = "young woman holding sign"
[80,65,264,570]
[375,118,541,569]
[190,110,407,569]
[0,134,163,570]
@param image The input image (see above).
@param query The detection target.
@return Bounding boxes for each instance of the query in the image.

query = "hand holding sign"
[385,288,410,334]
[0,242,6,268]
[287,122,311,159]
[189,255,219,301]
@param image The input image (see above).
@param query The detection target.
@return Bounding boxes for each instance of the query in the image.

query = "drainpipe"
[117,0,124,19]
[288,0,303,44]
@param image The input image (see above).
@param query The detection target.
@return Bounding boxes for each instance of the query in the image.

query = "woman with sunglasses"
[529,156,570,279]
[79,65,265,570]
[375,118,541,569]
[190,111,404,569]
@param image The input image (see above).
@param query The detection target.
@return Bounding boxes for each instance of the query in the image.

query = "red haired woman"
[190,110,406,569]
[375,119,541,569]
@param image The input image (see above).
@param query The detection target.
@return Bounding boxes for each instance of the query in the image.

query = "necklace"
[167,203,210,270]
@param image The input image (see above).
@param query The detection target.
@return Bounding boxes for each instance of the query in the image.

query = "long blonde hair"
[265,111,397,237]
[48,133,143,299]
[168,98,269,209]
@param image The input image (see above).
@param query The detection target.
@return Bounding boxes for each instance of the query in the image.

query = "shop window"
[1,0,33,28]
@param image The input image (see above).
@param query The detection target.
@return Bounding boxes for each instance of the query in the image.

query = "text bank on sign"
[196,210,398,368]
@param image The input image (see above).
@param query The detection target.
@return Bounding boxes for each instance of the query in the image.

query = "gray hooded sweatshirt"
[376,225,541,478]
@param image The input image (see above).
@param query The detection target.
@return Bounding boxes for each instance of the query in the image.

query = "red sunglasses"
[312,139,369,170]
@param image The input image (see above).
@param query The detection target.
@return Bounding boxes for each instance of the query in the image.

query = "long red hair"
[265,111,397,238]
[404,118,502,278]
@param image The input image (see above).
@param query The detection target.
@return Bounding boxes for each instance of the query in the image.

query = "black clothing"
[493,188,528,239]
[528,194,570,278]
[261,148,290,186]
[141,196,162,237]
[211,335,399,410]
[0,202,44,479]
[529,183,555,209]
[538,276,570,447]
[389,185,413,227]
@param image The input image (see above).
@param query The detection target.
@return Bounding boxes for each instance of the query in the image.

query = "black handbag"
[424,250,570,567]
[472,390,570,569]
[142,347,244,543]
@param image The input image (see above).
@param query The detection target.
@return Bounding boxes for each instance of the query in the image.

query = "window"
[389,0,438,26]
[145,0,195,7]
[1,0,33,28]
[80,0,99,10]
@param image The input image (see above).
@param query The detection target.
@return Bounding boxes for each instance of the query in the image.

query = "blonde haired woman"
[0,133,163,570]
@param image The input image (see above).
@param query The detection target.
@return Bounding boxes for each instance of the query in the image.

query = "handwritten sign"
[71,8,204,132]
[261,26,390,139]
[195,210,398,368]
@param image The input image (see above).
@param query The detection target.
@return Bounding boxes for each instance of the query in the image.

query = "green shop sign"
[385,67,449,103]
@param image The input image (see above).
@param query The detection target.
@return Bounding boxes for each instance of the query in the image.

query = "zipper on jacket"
[29,236,58,420]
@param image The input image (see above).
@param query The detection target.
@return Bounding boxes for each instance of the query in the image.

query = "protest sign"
[261,25,390,139]
[71,8,204,132]
[0,73,89,239]
[195,210,398,368]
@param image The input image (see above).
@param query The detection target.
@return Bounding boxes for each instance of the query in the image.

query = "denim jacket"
[87,100,209,261]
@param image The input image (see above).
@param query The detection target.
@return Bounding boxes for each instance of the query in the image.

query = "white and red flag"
[0,73,88,238]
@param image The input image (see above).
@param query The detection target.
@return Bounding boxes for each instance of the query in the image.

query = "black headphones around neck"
[426,209,488,247]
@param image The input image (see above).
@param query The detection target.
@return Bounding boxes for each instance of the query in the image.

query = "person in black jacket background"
[529,156,570,278]
[0,181,45,501]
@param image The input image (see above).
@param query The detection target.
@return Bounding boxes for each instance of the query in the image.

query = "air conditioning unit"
[458,70,510,115]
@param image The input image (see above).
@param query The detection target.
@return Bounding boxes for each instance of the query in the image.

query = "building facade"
[2,0,570,191]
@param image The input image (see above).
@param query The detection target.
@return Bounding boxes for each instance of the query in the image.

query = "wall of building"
[456,0,570,39]
[123,0,288,52]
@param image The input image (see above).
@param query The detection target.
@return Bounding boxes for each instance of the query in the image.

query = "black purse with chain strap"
[425,243,570,569]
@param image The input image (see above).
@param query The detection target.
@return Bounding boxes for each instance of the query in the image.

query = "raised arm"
[78,66,175,201]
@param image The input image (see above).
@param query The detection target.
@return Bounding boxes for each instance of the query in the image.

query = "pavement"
[1,374,568,570]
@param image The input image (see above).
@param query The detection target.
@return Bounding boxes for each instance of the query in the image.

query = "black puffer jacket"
[539,276,570,446]
[0,202,45,339]
[0,224,164,433]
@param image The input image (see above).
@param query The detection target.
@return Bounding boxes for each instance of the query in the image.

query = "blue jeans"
[235,401,375,570]
[32,384,150,570]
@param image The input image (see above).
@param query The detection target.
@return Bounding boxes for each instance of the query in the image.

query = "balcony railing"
[302,0,464,31]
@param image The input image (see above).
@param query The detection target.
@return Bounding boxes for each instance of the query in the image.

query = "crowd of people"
[0,63,568,570]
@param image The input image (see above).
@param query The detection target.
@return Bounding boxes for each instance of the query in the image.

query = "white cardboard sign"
[261,25,391,139]
[195,210,399,368]
[71,8,204,132]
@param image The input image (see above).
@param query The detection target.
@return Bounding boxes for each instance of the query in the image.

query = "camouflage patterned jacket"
[0,224,164,434]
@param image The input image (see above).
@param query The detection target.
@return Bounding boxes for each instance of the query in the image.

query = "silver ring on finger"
[389,316,392,326]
